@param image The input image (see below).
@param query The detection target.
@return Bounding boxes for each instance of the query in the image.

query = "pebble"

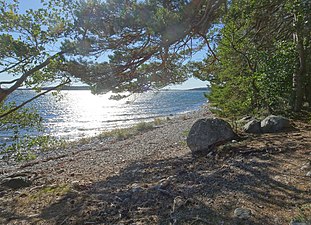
[172,196,184,211]
[290,221,308,225]
[0,191,6,197]
[233,208,252,219]
[301,161,311,170]
[306,171,311,177]
[131,183,143,193]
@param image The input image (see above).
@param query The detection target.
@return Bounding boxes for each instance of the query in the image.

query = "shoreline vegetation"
[0,106,310,224]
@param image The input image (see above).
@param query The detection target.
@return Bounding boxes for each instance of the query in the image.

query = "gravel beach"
[0,106,310,225]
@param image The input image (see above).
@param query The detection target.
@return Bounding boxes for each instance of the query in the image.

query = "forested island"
[0,0,310,224]
[18,86,91,91]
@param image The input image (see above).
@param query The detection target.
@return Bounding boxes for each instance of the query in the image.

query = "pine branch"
[0,78,71,119]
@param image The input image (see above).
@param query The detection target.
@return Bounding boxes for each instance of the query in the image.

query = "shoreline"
[0,104,210,172]
[0,105,310,224]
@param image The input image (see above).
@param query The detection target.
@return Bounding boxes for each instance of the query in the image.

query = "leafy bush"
[0,104,65,161]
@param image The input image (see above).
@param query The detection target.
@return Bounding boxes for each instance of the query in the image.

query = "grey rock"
[0,190,6,197]
[187,118,237,154]
[306,171,311,177]
[243,119,261,134]
[290,221,308,225]
[301,161,311,170]
[131,183,143,193]
[173,196,185,211]
[261,115,291,133]
[234,208,252,219]
[1,177,32,189]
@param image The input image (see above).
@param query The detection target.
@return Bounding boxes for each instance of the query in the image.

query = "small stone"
[131,183,140,188]
[173,196,184,211]
[132,187,142,193]
[301,165,309,170]
[290,221,308,225]
[306,171,311,177]
[249,158,257,163]
[0,191,6,197]
[131,183,143,193]
[19,193,28,198]
[233,208,252,219]
[28,214,40,218]
[301,161,311,170]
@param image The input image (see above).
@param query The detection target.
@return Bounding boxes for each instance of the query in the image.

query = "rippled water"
[3,90,207,140]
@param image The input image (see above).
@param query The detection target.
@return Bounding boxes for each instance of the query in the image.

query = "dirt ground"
[0,116,310,225]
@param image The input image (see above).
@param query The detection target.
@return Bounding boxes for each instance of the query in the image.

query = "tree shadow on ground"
[38,146,310,225]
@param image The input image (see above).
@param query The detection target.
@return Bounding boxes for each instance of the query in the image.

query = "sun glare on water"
[6,89,207,141]
[44,90,129,139]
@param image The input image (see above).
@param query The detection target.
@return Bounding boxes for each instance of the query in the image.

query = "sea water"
[1,89,207,142]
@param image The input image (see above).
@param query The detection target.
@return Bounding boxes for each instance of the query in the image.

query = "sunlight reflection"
[5,90,207,141]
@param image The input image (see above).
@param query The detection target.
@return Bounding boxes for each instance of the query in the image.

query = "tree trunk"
[305,61,311,107]
[292,14,306,112]
[306,78,311,107]
[304,39,311,108]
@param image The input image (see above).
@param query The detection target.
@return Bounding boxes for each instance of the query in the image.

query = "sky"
[2,0,209,89]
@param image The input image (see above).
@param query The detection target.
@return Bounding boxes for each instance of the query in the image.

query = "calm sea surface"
[2,90,207,141]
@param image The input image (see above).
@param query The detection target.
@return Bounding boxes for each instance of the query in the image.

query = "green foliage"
[291,203,311,223]
[0,0,74,161]
[134,121,154,132]
[153,117,166,126]
[256,41,296,113]
[99,121,156,141]
[204,16,259,117]
[0,0,72,78]
[0,103,66,161]
[201,0,311,117]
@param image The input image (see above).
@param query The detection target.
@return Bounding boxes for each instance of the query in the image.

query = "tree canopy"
[63,0,226,94]
[0,0,73,114]
[195,0,311,116]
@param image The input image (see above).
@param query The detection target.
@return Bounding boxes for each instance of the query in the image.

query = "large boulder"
[187,118,237,155]
[243,119,261,134]
[260,115,291,133]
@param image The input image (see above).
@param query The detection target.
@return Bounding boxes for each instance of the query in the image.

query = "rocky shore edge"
[0,105,310,225]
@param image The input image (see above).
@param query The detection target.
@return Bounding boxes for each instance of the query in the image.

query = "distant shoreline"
[18,86,91,91]
[17,86,209,91]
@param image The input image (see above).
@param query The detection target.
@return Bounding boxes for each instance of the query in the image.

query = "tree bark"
[292,14,306,112]
[304,39,311,108]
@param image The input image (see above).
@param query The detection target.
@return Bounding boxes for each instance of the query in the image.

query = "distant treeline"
[18,86,91,91]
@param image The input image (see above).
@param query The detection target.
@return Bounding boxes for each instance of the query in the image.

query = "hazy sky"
[2,0,208,89]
